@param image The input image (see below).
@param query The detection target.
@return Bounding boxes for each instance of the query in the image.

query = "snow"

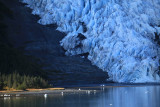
[21,0,160,83]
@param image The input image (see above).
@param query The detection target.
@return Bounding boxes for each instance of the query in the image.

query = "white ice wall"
[21,0,160,83]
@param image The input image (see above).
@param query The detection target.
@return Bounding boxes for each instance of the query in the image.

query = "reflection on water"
[0,86,160,107]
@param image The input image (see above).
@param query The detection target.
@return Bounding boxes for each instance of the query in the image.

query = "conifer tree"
[13,80,17,89]
[7,74,12,89]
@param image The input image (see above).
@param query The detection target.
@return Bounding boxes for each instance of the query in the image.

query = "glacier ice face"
[21,0,160,83]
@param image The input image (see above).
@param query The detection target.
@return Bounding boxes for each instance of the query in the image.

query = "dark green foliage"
[13,80,17,89]
[7,74,12,88]
[0,73,4,89]
[0,81,3,90]
[0,72,49,90]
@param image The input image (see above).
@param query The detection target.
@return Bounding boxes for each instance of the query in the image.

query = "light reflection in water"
[0,86,159,107]
[96,86,160,107]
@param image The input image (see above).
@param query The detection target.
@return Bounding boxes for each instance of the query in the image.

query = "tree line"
[0,72,49,90]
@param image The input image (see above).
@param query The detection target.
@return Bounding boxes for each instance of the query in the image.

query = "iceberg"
[21,0,160,83]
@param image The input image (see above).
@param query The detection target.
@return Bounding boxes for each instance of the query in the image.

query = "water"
[0,86,160,107]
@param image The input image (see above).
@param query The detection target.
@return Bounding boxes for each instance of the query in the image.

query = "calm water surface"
[0,86,160,107]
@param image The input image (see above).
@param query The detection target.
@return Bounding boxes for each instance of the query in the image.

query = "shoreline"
[0,88,96,97]
[0,84,160,97]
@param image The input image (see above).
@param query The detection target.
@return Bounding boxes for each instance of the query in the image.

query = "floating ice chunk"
[44,94,47,98]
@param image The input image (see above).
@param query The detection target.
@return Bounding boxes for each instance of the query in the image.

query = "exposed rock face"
[21,0,160,83]
[0,0,108,86]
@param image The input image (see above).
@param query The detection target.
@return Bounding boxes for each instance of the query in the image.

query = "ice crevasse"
[21,0,160,83]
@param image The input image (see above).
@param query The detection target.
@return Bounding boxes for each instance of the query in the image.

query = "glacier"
[21,0,160,83]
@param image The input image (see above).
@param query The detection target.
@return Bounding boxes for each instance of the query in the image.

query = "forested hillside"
[0,1,48,90]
